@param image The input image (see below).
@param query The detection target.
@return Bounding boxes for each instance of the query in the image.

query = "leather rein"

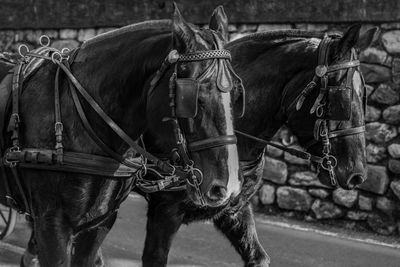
[236,34,366,187]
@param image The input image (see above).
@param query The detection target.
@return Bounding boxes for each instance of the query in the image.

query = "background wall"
[0,0,399,236]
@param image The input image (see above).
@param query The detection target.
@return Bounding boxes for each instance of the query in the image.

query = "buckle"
[54,122,64,134]
[10,113,20,124]
[315,65,328,77]
[4,147,21,167]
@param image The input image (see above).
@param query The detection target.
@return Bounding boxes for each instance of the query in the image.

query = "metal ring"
[140,164,147,178]
[168,164,176,176]
[316,105,324,117]
[39,35,51,47]
[321,155,337,170]
[18,44,29,57]
[61,47,70,54]
[186,167,204,187]
[51,52,62,64]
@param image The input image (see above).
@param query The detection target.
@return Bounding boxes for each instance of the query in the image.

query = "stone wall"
[0,22,399,235]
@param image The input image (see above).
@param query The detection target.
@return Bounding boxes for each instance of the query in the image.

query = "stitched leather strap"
[327,60,360,73]
[328,126,365,139]
[54,66,64,164]
[188,135,237,152]
[5,148,141,177]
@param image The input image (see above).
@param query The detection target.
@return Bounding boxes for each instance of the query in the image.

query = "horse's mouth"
[346,173,366,189]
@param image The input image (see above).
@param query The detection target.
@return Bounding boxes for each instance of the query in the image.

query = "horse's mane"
[82,19,172,49]
[228,29,342,47]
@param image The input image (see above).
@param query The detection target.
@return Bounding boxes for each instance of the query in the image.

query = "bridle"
[289,34,366,186]
[148,47,240,206]
[236,34,366,187]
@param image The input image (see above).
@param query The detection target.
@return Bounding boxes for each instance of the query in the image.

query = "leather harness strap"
[188,135,237,152]
[54,66,64,164]
[327,125,365,139]
[7,63,23,150]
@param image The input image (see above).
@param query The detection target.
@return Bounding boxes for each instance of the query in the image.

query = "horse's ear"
[336,24,379,56]
[172,2,195,52]
[209,5,229,41]
[336,24,362,56]
[357,27,379,50]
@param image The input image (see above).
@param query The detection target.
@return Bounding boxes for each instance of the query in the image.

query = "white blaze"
[352,71,363,97]
[221,92,241,197]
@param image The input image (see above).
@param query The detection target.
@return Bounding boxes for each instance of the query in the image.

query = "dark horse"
[134,10,378,267]
[1,5,243,267]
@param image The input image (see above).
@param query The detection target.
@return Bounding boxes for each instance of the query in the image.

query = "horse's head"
[285,25,378,189]
[146,5,242,207]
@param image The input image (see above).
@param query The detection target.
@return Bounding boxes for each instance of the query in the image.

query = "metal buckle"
[4,157,18,168]
[315,65,328,77]
[168,50,180,64]
[54,122,63,133]
[4,147,21,167]
[11,113,20,123]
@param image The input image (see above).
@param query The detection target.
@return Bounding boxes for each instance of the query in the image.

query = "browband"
[178,50,231,62]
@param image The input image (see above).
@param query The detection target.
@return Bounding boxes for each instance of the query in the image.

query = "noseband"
[293,35,366,186]
[148,48,239,206]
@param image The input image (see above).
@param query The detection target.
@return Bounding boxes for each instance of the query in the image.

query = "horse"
[134,11,378,267]
[1,5,243,267]
[19,8,378,267]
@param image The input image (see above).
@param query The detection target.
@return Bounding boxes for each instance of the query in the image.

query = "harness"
[0,35,238,226]
[236,34,366,187]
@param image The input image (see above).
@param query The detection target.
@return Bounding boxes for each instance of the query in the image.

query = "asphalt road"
[1,195,400,267]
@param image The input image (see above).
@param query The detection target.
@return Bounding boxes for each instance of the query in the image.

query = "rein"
[237,34,366,187]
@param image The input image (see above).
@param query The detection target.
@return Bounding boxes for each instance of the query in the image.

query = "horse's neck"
[232,38,316,160]
[0,60,13,81]
[71,30,171,141]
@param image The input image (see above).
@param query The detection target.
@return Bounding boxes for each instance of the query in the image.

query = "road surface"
[1,194,400,267]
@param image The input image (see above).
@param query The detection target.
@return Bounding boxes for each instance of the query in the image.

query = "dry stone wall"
[0,21,399,235]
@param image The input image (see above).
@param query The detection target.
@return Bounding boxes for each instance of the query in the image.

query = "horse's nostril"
[207,185,227,201]
[346,174,365,189]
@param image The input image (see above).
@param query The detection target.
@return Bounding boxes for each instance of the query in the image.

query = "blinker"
[175,78,199,118]
[325,85,352,121]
